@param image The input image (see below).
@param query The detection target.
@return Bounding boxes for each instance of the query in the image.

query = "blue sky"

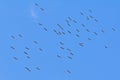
[0,0,120,80]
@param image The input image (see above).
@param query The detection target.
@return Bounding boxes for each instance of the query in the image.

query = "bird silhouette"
[13,57,18,60]
[66,69,71,74]
[25,67,31,72]
[10,46,15,50]
[11,35,15,39]
[18,34,23,38]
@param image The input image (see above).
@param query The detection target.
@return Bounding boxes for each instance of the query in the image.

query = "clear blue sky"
[0,0,120,80]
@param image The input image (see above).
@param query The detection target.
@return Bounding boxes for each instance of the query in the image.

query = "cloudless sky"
[0,0,120,80]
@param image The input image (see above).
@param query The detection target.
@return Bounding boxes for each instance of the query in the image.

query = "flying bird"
[57,24,64,30]
[86,29,90,32]
[60,47,65,50]
[76,29,80,32]
[26,56,31,59]
[89,15,94,19]
[81,24,85,27]
[35,3,39,7]
[80,12,84,16]
[101,29,105,33]
[88,9,92,13]
[13,57,18,60]
[38,23,43,26]
[18,34,23,38]
[73,20,77,23]
[40,8,44,11]
[25,47,30,50]
[68,17,72,21]
[11,35,15,39]
[36,67,40,70]
[76,34,80,37]
[25,67,31,72]
[66,48,72,52]
[24,51,29,55]
[86,16,90,20]
[70,52,74,56]
[57,55,62,58]
[67,30,72,34]
[56,32,62,35]
[10,46,15,50]
[88,38,92,40]
[112,28,116,31]
[93,32,98,35]
[38,48,43,51]
[59,41,64,45]
[67,56,72,59]
[94,19,98,22]
[33,41,38,44]
[62,31,66,35]
[43,27,48,31]
[66,20,71,26]
[79,42,84,47]
[104,45,108,48]
[66,69,71,74]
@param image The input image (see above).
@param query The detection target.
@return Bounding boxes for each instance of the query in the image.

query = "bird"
[40,8,44,11]
[38,23,43,26]
[79,42,84,47]
[11,35,15,39]
[61,31,65,35]
[80,12,84,16]
[24,51,29,55]
[101,29,105,33]
[86,16,90,20]
[43,27,48,31]
[38,48,43,51]
[62,31,66,35]
[26,56,31,59]
[88,9,92,13]
[88,38,92,40]
[18,34,23,38]
[25,67,31,72]
[81,24,85,27]
[112,28,116,31]
[56,32,62,35]
[66,48,72,52]
[86,29,90,32]
[76,34,80,37]
[73,20,77,23]
[67,56,72,59]
[66,69,71,74]
[13,57,18,60]
[94,19,98,22]
[67,30,72,34]
[33,41,38,44]
[36,67,40,70]
[25,47,30,50]
[66,20,71,26]
[89,15,94,19]
[104,45,108,48]
[57,24,64,30]
[93,32,98,35]
[76,29,80,32]
[60,46,64,49]
[35,3,39,7]
[57,55,61,58]
[59,42,64,45]
[67,23,71,26]
[68,17,72,21]
[53,29,57,33]
[70,52,74,56]
[10,46,15,50]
